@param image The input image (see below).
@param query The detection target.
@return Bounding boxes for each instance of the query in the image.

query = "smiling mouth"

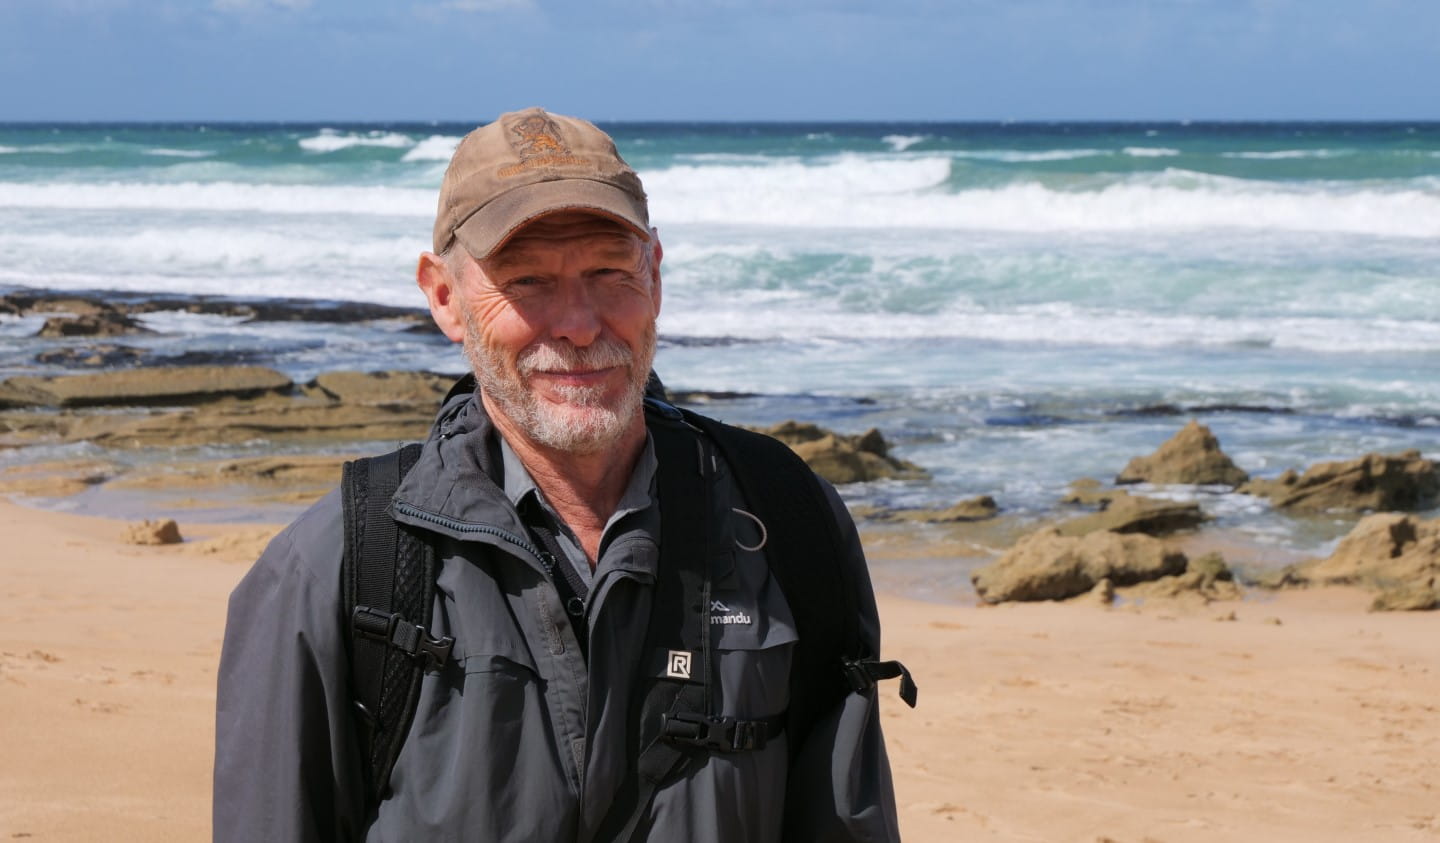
[532,366,620,384]
[517,339,634,382]
[538,365,614,376]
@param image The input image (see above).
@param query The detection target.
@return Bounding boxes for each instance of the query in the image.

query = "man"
[215,108,904,842]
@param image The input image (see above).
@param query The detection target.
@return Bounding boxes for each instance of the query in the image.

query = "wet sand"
[1,498,1437,841]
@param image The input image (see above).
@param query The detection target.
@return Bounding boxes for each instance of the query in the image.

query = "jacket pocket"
[422,627,539,717]
[458,649,537,677]
[409,634,541,769]
[455,631,539,679]
[712,620,798,721]
[389,633,568,838]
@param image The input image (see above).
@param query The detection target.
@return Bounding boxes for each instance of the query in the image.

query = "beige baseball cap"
[432,107,650,257]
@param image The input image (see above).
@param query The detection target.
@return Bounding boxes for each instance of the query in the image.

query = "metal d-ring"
[731,507,767,552]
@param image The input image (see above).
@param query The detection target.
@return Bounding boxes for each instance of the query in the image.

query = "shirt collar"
[498,432,658,534]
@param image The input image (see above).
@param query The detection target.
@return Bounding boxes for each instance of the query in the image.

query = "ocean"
[1,121,1438,578]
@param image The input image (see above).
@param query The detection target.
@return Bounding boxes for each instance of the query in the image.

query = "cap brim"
[452,179,650,259]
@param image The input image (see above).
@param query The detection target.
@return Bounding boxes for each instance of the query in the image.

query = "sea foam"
[9,151,1434,239]
[401,135,462,161]
[645,157,1440,238]
[1221,150,1353,160]
[883,134,928,152]
[656,300,1440,354]
[0,181,436,216]
[144,148,215,158]
[298,129,415,153]
[948,149,1110,162]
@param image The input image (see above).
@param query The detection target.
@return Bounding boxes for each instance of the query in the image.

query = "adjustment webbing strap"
[843,658,919,708]
[342,443,445,801]
[659,709,787,752]
[519,503,591,659]
[344,447,408,728]
[351,605,454,673]
[603,416,715,842]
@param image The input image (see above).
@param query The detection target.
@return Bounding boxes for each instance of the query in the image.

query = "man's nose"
[547,278,602,346]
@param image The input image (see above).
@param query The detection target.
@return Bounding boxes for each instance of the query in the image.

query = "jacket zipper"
[392,499,547,563]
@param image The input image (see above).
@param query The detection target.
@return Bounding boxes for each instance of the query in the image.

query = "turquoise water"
[1,121,1437,564]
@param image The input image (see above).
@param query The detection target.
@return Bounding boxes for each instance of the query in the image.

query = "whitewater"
[1,120,1437,567]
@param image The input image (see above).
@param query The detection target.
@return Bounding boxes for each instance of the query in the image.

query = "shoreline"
[3,497,1438,841]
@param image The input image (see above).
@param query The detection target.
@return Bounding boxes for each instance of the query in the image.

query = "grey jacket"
[214,393,901,842]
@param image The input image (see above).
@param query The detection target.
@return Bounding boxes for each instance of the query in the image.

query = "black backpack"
[340,391,917,829]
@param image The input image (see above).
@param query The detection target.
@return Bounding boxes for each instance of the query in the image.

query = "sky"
[0,0,1436,122]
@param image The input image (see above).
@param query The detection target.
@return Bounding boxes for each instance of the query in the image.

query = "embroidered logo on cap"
[511,113,566,157]
[498,112,586,177]
[665,650,693,679]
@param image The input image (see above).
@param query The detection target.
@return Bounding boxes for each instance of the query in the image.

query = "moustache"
[517,340,634,377]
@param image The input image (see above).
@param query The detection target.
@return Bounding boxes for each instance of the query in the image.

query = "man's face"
[451,213,661,455]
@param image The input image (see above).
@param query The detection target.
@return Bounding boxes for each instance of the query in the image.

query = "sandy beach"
[2,496,1436,842]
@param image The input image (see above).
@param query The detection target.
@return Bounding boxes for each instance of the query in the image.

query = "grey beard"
[463,320,655,455]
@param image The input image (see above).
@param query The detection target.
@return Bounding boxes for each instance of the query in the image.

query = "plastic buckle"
[408,627,455,672]
[352,606,455,672]
[841,658,877,692]
[842,657,919,708]
[660,711,766,752]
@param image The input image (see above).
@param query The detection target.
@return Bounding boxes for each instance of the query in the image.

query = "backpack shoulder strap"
[681,409,918,734]
[595,411,715,841]
[340,443,454,803]
[679,412,857,748]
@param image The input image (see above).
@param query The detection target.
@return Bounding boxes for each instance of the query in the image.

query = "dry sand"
[1,498,1437,842]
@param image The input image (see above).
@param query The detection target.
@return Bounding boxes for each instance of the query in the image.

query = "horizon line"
[4,117,1440,127]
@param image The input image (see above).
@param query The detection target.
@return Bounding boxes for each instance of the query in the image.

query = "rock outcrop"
[2,293,122,318]
[0,364,932,489]
[121,518,183,545]
[1120,552,1244,603]
[755,421,925,485]
[1056,491,1207,538]
[896,495,1000,523]
[1281,513,1440,611]
[308,370,455,406]
[0,366,292,409]
[36,311,152,338]
[0,460,115,498]
[104,455,351,509]
[1240,450,1438,513]
[1,289,431,326]
[0,368,443,448]
[971,528,1187,604]
[1061,477,1114,506]
[33,345,151,368]
[1116,420,1249,487]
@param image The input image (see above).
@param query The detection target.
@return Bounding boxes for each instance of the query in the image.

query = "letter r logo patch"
[665,650,693,679]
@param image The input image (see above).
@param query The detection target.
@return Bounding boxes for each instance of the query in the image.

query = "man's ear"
[416,252,467,344]
[648,230,663,317]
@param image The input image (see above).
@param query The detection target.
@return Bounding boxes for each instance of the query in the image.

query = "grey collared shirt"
[498,433,658,589]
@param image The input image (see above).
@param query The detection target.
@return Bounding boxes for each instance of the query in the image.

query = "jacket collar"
[390,386,533,546]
